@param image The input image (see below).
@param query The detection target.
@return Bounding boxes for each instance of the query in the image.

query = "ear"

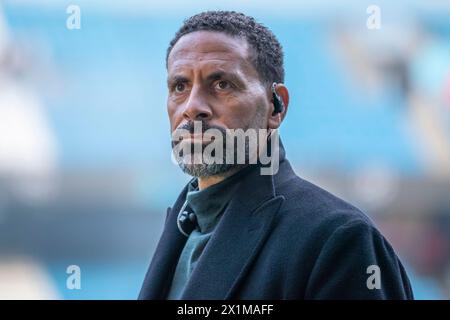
[268,83,289,129]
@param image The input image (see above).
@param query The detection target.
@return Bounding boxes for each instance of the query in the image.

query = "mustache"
[175,120,227,136]
[171,121,229,150]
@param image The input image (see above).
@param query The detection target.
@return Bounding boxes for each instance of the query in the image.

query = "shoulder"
[277,171,373,223]
[268,163,413,299]
[272,168,379,248]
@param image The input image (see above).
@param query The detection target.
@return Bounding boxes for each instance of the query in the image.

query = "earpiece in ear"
[271,82,284,115]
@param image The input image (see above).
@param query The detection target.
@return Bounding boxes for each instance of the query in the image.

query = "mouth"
[180,133,217,144]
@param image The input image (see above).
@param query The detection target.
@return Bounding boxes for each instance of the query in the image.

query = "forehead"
[167,31,256,76]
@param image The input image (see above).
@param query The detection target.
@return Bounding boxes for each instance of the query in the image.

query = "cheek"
[219,97,264,128]
[219,99,246,123]
[167,101,180,131]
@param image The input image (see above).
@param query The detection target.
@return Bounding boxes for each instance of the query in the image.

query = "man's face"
[167,31,271,177]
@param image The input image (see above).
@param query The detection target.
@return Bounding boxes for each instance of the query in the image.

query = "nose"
[182,87,212,121]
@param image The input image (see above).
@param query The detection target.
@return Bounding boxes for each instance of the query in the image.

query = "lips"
[182,133,216,143]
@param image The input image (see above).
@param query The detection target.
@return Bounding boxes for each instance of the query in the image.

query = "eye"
[215,80,231,91]
[174,82,186,93]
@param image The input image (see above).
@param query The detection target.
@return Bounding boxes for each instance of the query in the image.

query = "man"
[139,11,414,300]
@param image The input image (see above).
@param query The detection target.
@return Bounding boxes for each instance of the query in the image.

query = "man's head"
[166,11,289,178]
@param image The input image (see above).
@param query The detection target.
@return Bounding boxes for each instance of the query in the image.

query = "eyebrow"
[206,71,230,81]
[167,71,244,87]
[167,75,189,87]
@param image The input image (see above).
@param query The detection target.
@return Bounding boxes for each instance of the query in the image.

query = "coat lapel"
[180,166,285,299]
[138,184,191,300]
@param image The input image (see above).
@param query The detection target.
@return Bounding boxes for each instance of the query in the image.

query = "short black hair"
[166,11,285,85]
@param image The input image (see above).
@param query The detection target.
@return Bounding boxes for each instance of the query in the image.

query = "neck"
[197,166,244,190]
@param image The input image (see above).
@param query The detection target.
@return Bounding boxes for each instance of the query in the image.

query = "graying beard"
[178,162,236,177]
[175,106,265,178]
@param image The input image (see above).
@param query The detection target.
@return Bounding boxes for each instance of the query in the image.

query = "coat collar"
[139,141,292,299]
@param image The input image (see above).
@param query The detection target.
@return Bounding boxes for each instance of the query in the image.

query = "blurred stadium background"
[0,0,449,299]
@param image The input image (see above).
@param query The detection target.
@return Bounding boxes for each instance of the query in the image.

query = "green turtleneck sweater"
[166,170,245,300]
